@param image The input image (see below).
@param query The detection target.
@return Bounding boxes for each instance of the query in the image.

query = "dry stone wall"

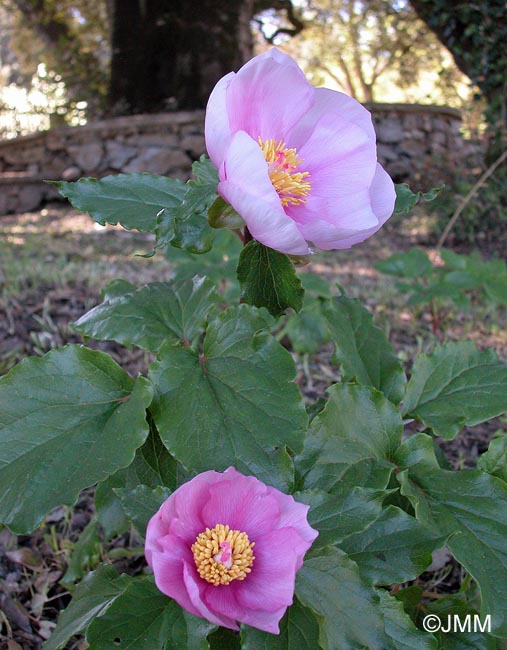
[0,104,468,215]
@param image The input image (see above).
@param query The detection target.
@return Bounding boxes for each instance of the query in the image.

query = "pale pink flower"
[205,49,395,255]
[145,467,318,633]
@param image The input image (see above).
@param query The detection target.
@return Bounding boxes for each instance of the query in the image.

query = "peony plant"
[0,50,507,650]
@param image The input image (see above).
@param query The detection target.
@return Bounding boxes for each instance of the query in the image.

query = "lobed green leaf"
[296,546,388,650]
[394,183,444,214]
[53,173,186,232]
[398,434,507,636]
[296,383,401,492]
[323,296,406,404]
[0,345,153,533]
[340,505,442,584]
[402,341,507,439]
[149,304,307,491]
[73,276,218,350]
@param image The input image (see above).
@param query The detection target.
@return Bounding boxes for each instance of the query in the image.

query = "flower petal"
[183,562,239,629]
[267,491,318,568]
[298,164,394,249]
[218,131,309,254]
[226,49,314,142]
[205,71,235,168]
[206,584,287,634]
[236,605,288,635]
[202,476,280,538]
[235,528,303,612]
[370,163,396,225]
[149,546,201,619]
[162,470,222,541]
[287,86,375,150]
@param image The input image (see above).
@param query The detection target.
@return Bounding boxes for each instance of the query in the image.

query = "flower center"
[258,137,311,207]
[192,523,255,586]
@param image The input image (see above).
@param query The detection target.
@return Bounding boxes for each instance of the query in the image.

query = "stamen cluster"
[258,137,311,206]
[192,523,255,586]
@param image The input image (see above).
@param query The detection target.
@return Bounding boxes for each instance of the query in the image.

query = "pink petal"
[235,528,303,611]
[267,490,318,567]
[168,470,222,540]
[370,163,396,225]
[298,164,394,249]
[237,606,288,635]
[149,549,201,619]
[183,562,239,629]
[205,583,287,634]
[297,113,376,185]
[205,71,235,168]
[145,512,171,558]
[203,584,246,624]
[218,131,309,255]
[226,49,314,142]
[202,476,280,538]
[288,87,375,150]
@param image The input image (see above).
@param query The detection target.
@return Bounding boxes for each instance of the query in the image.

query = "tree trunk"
[107,0,254,115]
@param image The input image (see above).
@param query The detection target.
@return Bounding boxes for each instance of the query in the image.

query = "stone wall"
[0,104,468,215]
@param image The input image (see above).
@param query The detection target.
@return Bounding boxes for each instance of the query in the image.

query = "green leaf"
[168,229,241,302]
[73,276,218,350]
[377,590,438,650]
[169,156,218,254]
[129,422,183,489]
[375,248,433,279]
[297,487,386,548]
[286,302,330,354]
[398,434,507,636]
[440,249,468,271]
[0,345,153,533]
[323,296,406,404]
[208,628,241,650]
[394,183,444,214]
[478,436,507,483]
[43,565,131,650]
[402,341,507,439]
[149,305,306,491]
[208,196,245,230]
[95,425,182,539]
[53,174,186,232]
[241,599,321,650]
[237,241,304,317]
[62,519,102,586]
[86,575,214,650]
[95,472,131,540]
[295,383,400,492]
[115,484,171,538]
[340,505,442,584]
[296,546,388,650]
[299,272,335,299]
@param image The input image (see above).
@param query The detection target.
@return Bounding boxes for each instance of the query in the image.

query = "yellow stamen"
[258,137,311,207]
[192,523,255,586]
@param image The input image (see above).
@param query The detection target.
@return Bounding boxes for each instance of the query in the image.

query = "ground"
[1,203,506,649]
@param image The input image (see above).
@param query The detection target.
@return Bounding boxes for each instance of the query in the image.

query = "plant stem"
[437,148,507,249]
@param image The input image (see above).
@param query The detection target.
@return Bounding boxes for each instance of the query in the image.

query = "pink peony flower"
[205,49,395,255]
[145,467,318,633]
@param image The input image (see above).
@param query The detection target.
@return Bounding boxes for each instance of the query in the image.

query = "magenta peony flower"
[205,49,395,255]
[145,467,318,633]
